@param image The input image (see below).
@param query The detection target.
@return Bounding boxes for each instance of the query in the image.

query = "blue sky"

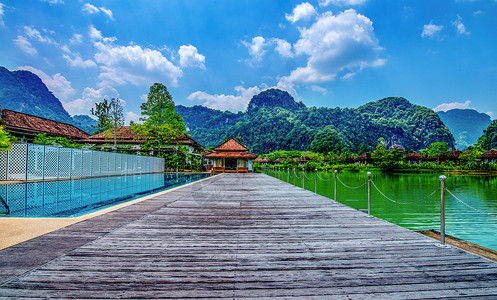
[0,0,496,124]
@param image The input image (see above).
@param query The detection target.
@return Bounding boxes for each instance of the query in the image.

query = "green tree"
[132,83,187,154]
[0,126,14,151]
[91,98,125,146]
[476,119,497,151]
[33,133,83,148]
[309,126,344,154]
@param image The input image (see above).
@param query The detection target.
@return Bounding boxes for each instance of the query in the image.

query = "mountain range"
[1,66,493,153]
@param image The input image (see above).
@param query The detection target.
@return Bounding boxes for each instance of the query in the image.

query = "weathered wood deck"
[1,173,497,299]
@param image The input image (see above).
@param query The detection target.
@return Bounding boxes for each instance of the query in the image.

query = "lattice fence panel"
[92,151,101,177]
[44,146,59,180]
[0,184,8,215]
[25,182,44,217]
[0,149,7,181]
[108,153,116,176]
[5,183,27,216]
[26,144,44,181]
[71,149,83,178]
[43,181,58,216]
[82,150,92,177]
[7,143,27,181]
[59,147,72,179]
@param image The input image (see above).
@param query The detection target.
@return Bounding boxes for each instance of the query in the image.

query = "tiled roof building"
[203,138,257,173]
[0,109,89,142]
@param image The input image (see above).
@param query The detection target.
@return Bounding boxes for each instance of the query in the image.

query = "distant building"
[405,152,426,164]
[203,138,257,173]
[81,126,203,155]
[355,152,373,165]
[482,149,497,163]
[0,108,89,142]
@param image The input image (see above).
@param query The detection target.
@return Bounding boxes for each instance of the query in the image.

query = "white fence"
[0,143,164,181]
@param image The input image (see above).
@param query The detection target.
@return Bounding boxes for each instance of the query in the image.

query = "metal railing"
[263,167,497,248]
[0,142,165,181]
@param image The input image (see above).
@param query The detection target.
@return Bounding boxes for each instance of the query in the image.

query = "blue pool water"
[0,173,211,218]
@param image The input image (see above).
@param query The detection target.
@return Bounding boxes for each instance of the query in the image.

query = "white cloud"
[41,0,64,4]
[243,36,268,64]
[0,3,5,27]
[18,66,75,100]
[285,2,316,23]
[278,9,384,88]
[23,26,58,45]
[89,26,103,40]
[178,45,206,69]
[422,22,443,39]
[63,52,97,68]
[433,100,474,112]
[273,38,293,58]
[311,85,328,95]
[93,41,182,87]
[82,3,99,14]
[70,33,83,44]
[188,85,262,112]
[82,3,113,20]
[341,72,356,79]
[319,0,367,6]
[452,15,470,35]
[486,112,494,119]
[125,111,140,124]
[14,36,37,54]
[62,86,119,116]
[140,94,148,101]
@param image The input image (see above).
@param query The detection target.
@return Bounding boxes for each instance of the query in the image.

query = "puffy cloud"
[63,52,97,68]
[311,85,328,95]
[452,15,470,35]
[433,100,474,112]
[279,9,384,87]
[18,66,75,100]
[82,3,113,20]
[319,0,367,6]
[125,111,140,124]
[188,85,262,112]
[14,36,37,54]
[70,33,83,44]
[89,26,103,40]
[82,3,99,14]
[243,36,268,64]
[273,38,293,58]
[93,41,182,87]
[61,86,119,116]
[178,45,206,69]
[422,22,443,39]
[285,2,316,23]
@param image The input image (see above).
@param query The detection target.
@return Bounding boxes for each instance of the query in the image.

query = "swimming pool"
[0,173,211,218]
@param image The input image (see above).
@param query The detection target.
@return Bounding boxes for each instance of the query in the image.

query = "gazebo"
[203,138,257,173]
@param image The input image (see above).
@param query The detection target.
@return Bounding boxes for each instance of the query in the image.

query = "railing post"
[293,168,296,186]
[334,170,337,201]
[287,168,290,183]
[302,168,305,190]
[367,172,371,216]
[437,175,449,248]
[315,168,317,195]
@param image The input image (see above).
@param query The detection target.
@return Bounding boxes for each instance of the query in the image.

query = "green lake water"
[264,169,497,251]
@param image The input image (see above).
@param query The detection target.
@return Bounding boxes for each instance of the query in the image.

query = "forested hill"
[437,109,492,150]
[177,89,455,154]
[0,66,97,134]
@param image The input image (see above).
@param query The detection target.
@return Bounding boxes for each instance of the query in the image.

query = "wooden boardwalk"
[1,173,497,299]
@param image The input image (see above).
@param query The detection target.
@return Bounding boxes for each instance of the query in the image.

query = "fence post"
[25,142,29,182]
[293,168,296,186]
[334,170,337,201]
[302,168,305,190]
[367,172,371,216]
[315,169,317,195]
[437,175,449,248]
[287,168,290,183]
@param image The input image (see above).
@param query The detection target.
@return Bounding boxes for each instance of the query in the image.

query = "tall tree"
[133,83,187,153]
[0,126,14,151]
[91,98,124,148]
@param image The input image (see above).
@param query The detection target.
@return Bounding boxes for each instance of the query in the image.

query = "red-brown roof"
[274,157,286,163]
[0,109,89,140]
[405,152,426,160]
[355,153,372,160]
[298,156,310,162]
[253,157,264,162]
[213,138,248,151]
[203,151,257,159]
[83,126,202,148]
[482,149,497,159]
[262,158,272,163]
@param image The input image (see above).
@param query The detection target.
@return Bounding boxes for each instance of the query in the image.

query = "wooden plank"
[1,173,497,298]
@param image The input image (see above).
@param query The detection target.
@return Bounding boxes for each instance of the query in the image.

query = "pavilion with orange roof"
[203,138,257,173]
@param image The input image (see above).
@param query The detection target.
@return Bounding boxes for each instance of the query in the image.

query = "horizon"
[0,0,496,123]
